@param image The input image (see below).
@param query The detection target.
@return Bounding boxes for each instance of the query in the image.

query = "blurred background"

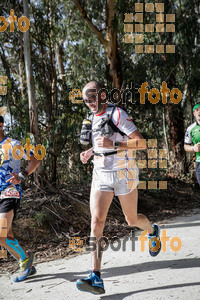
[0,0,200,266]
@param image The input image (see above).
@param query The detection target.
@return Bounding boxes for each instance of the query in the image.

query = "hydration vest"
[90,104,127,138]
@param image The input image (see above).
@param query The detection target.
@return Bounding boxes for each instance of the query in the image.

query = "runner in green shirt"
[184,103,200,185]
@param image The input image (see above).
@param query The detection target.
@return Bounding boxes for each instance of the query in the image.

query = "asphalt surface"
[0,210,200,300]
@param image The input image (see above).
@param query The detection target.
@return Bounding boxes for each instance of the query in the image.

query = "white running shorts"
[91,168,139,196]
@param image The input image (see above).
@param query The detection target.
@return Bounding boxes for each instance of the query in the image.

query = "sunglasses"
[83,94,98,104]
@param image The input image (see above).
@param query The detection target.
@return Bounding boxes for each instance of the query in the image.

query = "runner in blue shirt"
[0,116,40,282]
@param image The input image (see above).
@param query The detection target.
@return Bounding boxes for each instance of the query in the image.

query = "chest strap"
[93,151,117,157]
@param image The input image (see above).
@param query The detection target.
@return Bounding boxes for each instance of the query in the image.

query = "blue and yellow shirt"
[0,137,33,197]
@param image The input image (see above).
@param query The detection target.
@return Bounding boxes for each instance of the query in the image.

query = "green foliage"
[0,0,199,184]
[34,210,53,227]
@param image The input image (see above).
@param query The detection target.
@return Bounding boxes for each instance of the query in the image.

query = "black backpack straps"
[108,105,126,136]
[89,104,126,137]
[88,113,94,123]
[110,105,116,119]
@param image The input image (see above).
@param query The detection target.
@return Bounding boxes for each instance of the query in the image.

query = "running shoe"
[76,270,105,294]
[28,265,37,277]
[13,252,34,282]
[148,224,161,257]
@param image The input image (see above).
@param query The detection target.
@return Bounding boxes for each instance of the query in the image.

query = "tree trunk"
[23,0,39,144]
[19,33,24,98]
[47,0,58,184]
[105,0,122,89]
[73,0,122,89]
[56,43,65,80]
[23,0,40,186]
[158,22,186,174]
[166,74,185,175]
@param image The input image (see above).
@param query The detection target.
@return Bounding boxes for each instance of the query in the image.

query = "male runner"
[184,103,200,186]
[0,116,40,281]
[76,81,161,295]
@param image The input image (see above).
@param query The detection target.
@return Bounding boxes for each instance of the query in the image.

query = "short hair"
[91,81,104,91]
[0,116,4,123]
[83,81,105,92]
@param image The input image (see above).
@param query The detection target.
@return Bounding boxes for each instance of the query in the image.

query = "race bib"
[1,186,20,199]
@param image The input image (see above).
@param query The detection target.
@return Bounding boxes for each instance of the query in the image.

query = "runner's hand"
[194,143,200,152]
[80,150,93,164]
[95,135,113,148]
[6,172,21,184]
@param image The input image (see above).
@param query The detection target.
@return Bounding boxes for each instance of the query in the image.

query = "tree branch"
[73,0,108,47]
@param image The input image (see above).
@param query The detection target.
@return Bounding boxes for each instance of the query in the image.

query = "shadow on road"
[25,257,200,284]
[162,222,200,229]
[100,282,200,300]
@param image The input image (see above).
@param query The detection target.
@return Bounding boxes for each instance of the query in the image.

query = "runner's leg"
[0,210,29,260]
[118,188,154,234]
[90,189,114,271]
[195,162,200,186]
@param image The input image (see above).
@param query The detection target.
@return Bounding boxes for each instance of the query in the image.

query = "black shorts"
[0,198,20,218]
[195,162,200,187]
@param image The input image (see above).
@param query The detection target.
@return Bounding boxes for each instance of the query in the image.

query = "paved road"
[0,210,200,300]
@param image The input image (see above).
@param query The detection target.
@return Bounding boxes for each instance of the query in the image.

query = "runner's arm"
[80,147,93,164]
[24,154,41,175]
[184,144,194,152]
[184,143,200,152]
[85,147,93,155]
[117,130,146,150]
[6,155,40,184]
[95,130,146,150]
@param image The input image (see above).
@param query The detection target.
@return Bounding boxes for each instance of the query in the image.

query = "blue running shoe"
[28,265,37,277]
[148,224,161,257]
[13,252,34,282]
[76,270,105,294]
